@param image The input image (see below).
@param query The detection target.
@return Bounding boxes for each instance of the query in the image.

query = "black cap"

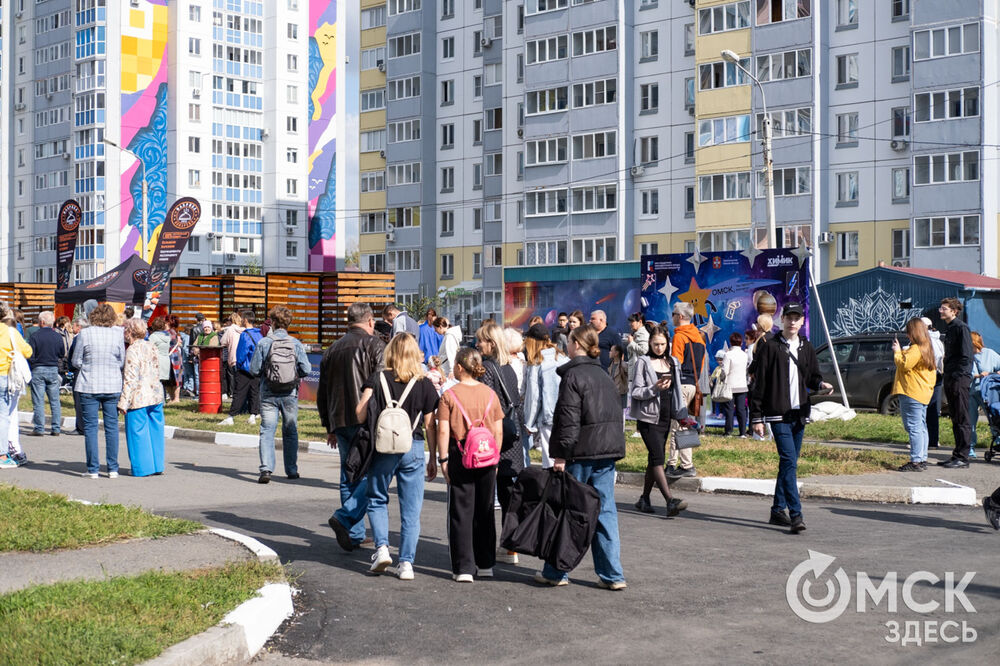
[195,312,205,321]
[526,323,551,341]
[782,302,805,318]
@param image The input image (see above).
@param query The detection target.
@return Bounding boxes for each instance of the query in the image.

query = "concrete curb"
[145,530,293,665]
[615,470,979,506]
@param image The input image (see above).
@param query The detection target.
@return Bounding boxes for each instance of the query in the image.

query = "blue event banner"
[640,247,811,367]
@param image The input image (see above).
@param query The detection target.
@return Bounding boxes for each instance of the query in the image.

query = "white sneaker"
[496,548,518,564]
[247,414,258,425]
[81,472,98,479]
[369,545,392,574]
[107,471,118,479]
[397,561,414,581]
[221,394,229,401]
[218,416,234,426]
[452,573,473,583]
[476,567,494,578]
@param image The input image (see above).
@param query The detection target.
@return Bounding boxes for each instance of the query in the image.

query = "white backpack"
[374,373,420,454]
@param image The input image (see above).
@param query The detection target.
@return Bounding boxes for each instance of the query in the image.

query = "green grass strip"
[0,485,201,553]
[0,561,284,666]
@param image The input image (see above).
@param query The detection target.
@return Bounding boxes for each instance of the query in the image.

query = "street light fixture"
[721,49,776,250]
[104,138,149,262]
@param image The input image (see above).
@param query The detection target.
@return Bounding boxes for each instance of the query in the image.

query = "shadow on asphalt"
[826,506,991,534]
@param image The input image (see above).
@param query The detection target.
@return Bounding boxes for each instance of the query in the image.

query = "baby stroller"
[978,374,1000,463]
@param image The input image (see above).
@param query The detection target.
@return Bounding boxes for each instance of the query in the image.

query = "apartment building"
[0,0,311,284]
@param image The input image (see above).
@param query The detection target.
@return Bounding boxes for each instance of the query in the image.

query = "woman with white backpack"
[354,333,439,581]
[0,302,32,469]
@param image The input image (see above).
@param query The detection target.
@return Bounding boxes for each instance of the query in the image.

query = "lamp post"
[104,138,149,262]
[721,49,776,250]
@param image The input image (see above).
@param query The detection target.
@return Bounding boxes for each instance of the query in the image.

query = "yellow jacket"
[892,346,935,405]
[0,323,32,376]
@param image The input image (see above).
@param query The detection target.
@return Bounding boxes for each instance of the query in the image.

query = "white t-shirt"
[785,335,800,409]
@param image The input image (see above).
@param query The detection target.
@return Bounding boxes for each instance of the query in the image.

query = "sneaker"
[789,515,807,534]
[678,467,697,478]
[28,431,44,437]
[666,498,688,517]
[81,471,99,479]
[221,393,229,401]
[452,573,474,583]
[327,516,356,552]
[107,471,119,479]
[496,549,519,564]
[533,571,568,587]
[666,465,684,479]
[769,510,792,526]
[286,472,300,480]
[982,497,1000,530]
[369,546,392,574]
[942,459,970,469]
[258,471,271,484]
[634,496,654,514]
[918,461,929,470]
[665,464,679,477]
[218,416,234,426]
[0,458,19,470]
[969,449,977,459]
[397,561,414,580]
[597,579,628,591]
[247,414,258,425]
[897,461,924,472]
[476,567,494,578]
[12,453,28,467]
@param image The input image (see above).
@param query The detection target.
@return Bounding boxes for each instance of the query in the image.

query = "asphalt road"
[7,433,999,664]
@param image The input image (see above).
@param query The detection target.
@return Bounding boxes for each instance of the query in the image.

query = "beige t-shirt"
[438,382,504,443]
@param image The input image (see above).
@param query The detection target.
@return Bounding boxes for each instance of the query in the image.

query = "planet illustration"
[544,309,558,327]
[623,288,640,315]
[753,290,777,315]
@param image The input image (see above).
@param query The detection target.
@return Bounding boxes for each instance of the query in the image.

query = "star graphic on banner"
[741,244,763,267]
[678,277,712,318]
[658,277,679,302]
[687,248,706,272]
[791,244,812,269]
[700,314,721,343]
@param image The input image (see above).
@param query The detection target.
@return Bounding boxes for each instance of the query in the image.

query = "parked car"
[814,333,909,414]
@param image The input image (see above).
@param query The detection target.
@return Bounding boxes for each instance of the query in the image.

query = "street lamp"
[104,138,149,262]
[721,49,776,250]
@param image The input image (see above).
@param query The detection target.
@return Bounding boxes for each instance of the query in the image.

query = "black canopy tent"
[55,254,151,305]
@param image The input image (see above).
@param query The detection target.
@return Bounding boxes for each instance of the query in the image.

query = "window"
[525,189,568,216]
[836,0,856,28]
[526,138,568,166]
[517,54,524,82]
[892,168,910,202]
[388,0,421,16]
[287,54,298,71]
[836,113,858,145]
[473,163,483,189]
[755,0,810,24]
[361,89,386,111]
[287,23,299,40]
[441,210,454,236]
[440,254,454,278]
[486,246,503,269]
[287,116,299,132]
[387,76,421,101]
[755,48,811,82]
[388,32,421,58]
[485,108,503,130]
[526,35,568,64]
[700,172,751,202]
[684,23,695,55]
[387,250,421,272]
[572,26,617,56]
[699,230,751,251]
[914,152,979,184]
[639,136,658,164]
[188,136,201,153]
[757,166,810,197]
[473,253,482,277]
[287,179,298,195]
[473,31,483,56]
[892,0,910,19]
[914,216,979,248]
[836,231,859,263]
[189,104,201,122]
[892,107,910,138]
[640,83,659,112]
[363,254,386,273]
[189,38,201,55]
[699,114,752,146]
[685,78,695,108]
[891,46,910,80]
[914,87,979,122]
[573,78,616,108]
[572,185,616,213]
[486,153,503,176]
[472,75,483,98]
[361,130,386,153]
[188,169,201,188]
[440,123,454,149]
[914,23,979,60]
[473,208,483,231]
[287,85,299,104]
[279,240,295,259]
[685,132,695,162]
[835,172,858,205]
[640,243,659,257]
[360,171,385,192]
[484,63,502,86]
[699,1,751,34]
[387,162,422,185]
[836,54,858,86]
[572,237,617,263]
[685,187,696,215]
[361,6,386,29]
[190,5,202,21]
[640,31,658,60]
[526,87,568,114]
[641,189,659,216]
[441,79,454,105]
[756,107,810,138]
[573,131,617,160]
[892,228,910,265]
[442,0,455,17]
[524,240,568,266]
[442,36,455,60]
[699,57,751,90]
[361,213,387,234]
[472,119,483,144]
[188,236,201,253]
[529,0,569,16]
[361,47,387,70]
[389,119,421,142]
[389,207,420,228]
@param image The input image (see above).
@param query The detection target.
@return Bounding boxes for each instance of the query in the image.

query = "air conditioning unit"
[15,11,22,19]
[260,128,270,138]
[818,231,835,245]
[379,150,386,158]
[207,232,217,240]
[688,0,696,7]
[46,92,53,100]
[377,60,385,72]
[516,128,524,138]
[62,152,71,160]
[385,230,396,242]
[892,259,910,267]
[130,0,140,7]
[14,103,25,111]
[192,88,201,98]
[688,107,695,116]
[481,37,493,48]
[226,253,238,261]
[630,165,645,177]
[285,226,295,236]
[890,139,909,152]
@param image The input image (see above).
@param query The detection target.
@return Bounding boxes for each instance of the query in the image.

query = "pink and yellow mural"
[119,0,169,262]
[308,0,338,270]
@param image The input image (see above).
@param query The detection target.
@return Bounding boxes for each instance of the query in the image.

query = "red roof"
[889,266,1000,290]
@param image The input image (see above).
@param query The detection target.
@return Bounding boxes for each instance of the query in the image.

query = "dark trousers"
[447,447,497,575]
[991,486,1000,504]
[223,362,235,396]
[723,392,748,436]
[944,374,972,462]
[229,369,260,417]
[927,379,942,447]
[496,474,516,532]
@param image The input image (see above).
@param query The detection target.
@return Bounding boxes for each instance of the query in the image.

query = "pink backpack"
[446,388,500,469]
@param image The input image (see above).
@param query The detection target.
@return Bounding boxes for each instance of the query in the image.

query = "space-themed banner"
[640,247,811,367]
[504,272,638,333]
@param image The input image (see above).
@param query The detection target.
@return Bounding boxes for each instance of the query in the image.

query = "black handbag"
[674,427,701,450]
[489,364,519,450]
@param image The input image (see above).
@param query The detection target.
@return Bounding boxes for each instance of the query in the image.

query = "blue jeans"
[541,459,625,584]
[183,359,198,393]
[80,392,121,475]
[334,425,368,544]
[899,395,929,463]
[771,421,805,518]
[366,438,426,564]
[259,392,299,475]
[30,366,61,434]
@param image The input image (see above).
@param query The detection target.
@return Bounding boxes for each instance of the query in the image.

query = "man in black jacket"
[937,298,974,468]
[317,302,385,551]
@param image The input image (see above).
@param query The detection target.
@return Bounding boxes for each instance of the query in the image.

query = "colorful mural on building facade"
[308,0,338,270]
[119,0,169,262]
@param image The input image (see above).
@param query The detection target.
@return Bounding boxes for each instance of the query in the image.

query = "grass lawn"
[0,561,284,666]
[0,485,201,553]
[803,412,992,447]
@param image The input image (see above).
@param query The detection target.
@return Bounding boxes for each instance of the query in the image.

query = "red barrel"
[198,347,224,414]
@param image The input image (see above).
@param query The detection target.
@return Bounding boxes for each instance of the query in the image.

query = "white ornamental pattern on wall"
[829,283,922,339]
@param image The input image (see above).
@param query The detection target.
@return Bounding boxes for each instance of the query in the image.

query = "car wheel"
[879,391,900,416]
